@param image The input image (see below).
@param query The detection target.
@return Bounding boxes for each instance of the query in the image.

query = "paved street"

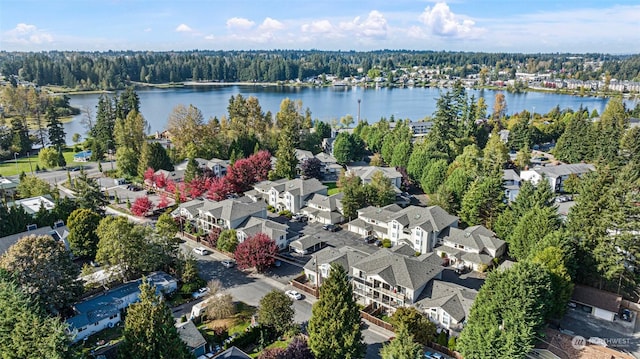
[179,239,393,359]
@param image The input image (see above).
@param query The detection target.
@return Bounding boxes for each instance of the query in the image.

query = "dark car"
[364,235,377,244]
[322,224,339,232]
[374,240,383,247]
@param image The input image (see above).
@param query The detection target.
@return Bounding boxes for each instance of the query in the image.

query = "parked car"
[192,287,210,299]
[374,240,383,247]
[622,308,633,322]
[555,195,571,203]
[322,224,339,232]
[285,290,303,300]
[221,260,235,268]
[291,214,308,222]
[193,247,210,256]
[364,235,377,244]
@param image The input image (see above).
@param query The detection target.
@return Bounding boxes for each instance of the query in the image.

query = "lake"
[64,85,633,144]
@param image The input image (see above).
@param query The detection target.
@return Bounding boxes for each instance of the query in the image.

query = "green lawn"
[0,149,91,177]
[326,182,342,196]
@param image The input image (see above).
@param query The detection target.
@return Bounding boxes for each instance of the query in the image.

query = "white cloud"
[226,17,255,31]
[339,10,388,39]
[175,24,193,32]
[301,20,334,34]
[204,34,215,40]
[5,23,53,44]
[419,2,476,37]
[144,28,152,33]
[259,17,285,31]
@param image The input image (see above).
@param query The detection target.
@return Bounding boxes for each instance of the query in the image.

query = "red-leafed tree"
[188,177,207,198]
[206,177,232,201]
[155,173,168,188]
[252,150,272,182]
[234,233,277,272]
[131,196,154,217]
[165,179,176,193]
[158,193,170,208]
[176,182,188,202]
[143,167,156,184]
[225,157,256,193]
[204,227,222,248]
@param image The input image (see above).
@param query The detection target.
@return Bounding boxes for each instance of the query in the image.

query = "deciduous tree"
[389,307,436,345]
[130,196,154,217]
[379,325,423,359]
[234,233,277,272]
[0,234,81,313]
[300,157,322,179]
[258,290,295,335]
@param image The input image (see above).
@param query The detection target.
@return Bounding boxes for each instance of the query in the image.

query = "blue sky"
[1,0,638,53]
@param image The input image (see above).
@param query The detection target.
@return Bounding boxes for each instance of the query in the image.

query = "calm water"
[64,85,633,143]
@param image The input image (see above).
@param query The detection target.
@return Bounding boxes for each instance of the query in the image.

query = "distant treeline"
[0,50,638,90]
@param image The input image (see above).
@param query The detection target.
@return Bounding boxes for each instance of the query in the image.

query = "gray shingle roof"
[237,217,288,240]
[347,166,402,182]
[444,225,505,252]
[353,249,442,290]
[213,347,252,359]
[303,247,367,273]
[176,321,207,351]
[199,198,266,223]
[417,280,477,322]
[531,163,595,178]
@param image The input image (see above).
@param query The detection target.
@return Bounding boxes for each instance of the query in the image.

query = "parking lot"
[97,177,175,211]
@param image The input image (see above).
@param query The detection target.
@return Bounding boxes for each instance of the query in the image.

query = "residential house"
[347,204,459,254]
[314,152,342,179]
[503,169,521,202]
[520,163,595,193]
[9,194,56,216]
[303,246,367,288]
[248,178,327,214]
[351,247,443,313]
[66,272,177,343]
[176,321,207,357]
[0,221,69,256]
[171,198,267,233]
[294,149,314,164]
[236,216,294,250]
[213,347,252,359]
[175,157,228,177]
[416,280,478,332]
[389,120,433,139]
[73,150,92,162]
[570,285,622,322]
[435,225,506,271]
[152,168,186,184]
[301,192,344,225]
[347,166,402,190]
[0,176,19,199]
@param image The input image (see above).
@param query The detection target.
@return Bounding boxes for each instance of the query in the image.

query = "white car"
[192,287,210,299]
[193,247,210,256]
[221,260,235,268]
[285,290,302,300]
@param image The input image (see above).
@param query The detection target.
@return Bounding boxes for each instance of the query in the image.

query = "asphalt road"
[179,240,393,359]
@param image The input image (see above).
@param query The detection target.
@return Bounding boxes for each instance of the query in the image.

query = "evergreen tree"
[47,106,66,149]
[554,111,593,163]
[380,325,423,359]
[592,97,628,165]
[74,170,107,215]
[308,263,365,359]
[118,280,193,359]
[184,157,202,183]
[459,174,505,229]
[258,290,295,335]
[66,208,101,259]
[272,127,299,180]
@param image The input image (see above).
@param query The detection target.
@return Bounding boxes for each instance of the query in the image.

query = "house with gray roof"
[347,204,459,254]
[236,216,294,250]
[249,178,327,214]
[301,192,344,224]
[347,166,402,189]
[416,280,478,332]
[435,225,506,271]
[212,347,251,359]
[171,198,267,234]
[176,321,207,357]
[0,221,69,256]
[314,152,342,178]
[295,148,314,163]
[66,272,177,343]
[0,176,19,200]
[520,163,595,193]
[175,157,228,177]
[503,169,521,202]
[351,248,443,312]
[303,246,367,288]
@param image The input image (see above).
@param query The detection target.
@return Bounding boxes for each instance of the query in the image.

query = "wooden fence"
[290,274,319,298]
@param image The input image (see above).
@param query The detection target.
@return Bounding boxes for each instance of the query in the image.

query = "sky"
[1,0,639,54]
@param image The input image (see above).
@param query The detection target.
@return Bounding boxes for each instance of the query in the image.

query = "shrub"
[382,238,392,248]
[267,205,275,213]
[278,210,293,219]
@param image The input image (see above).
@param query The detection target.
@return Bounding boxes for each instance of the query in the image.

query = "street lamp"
[14,152,18,169]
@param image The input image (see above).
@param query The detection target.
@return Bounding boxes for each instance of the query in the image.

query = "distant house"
[301,192,344,224]
[175,157,228,177]
[0,176,19,199]
[66,272,177,343]
[435,225,506,271]
[248,178,327,213]
[570,285,622,322]
[347,204,459,254]
[520,163,595,193]
[176,321,207,357]
[9,195,56,216]
[347,166,402,190]
[314,152,342,178]
[153,168,186,184]
[417,280,478,332]
[73,150,92,162]
[502,169,521,202]
[294,149,314,164]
